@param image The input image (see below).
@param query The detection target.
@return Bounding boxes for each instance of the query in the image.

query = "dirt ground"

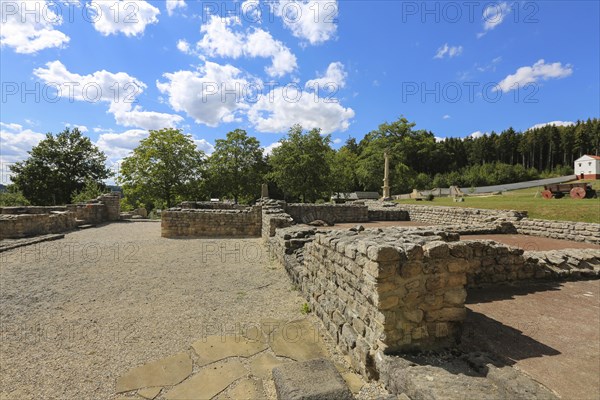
[465,280,600,400]
[328,221,428,229]
[461,233,600,251]
[0,221,385,400]
[326,221,599,251]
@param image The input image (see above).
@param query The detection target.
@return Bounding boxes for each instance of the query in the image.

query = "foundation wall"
[161,207,262,238]
[284,203,369,224]
[268,225,600,377]
[0,194,120,239]
[514,218,600,244]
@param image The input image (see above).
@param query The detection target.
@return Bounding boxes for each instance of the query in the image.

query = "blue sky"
[1,0,599,183]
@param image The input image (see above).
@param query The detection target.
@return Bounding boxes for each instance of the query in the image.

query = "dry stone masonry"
[375,202,526,225]
[259,199,294,240]
[267,224,600,378]
[0,193,120,239]
[0,212,77,240]
[285,203,369,225]
[161,206,262,238]
[515,218,600,244]
[366,202,599,244]
[157,196,599,395]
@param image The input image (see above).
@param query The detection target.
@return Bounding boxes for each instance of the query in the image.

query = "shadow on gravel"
[465,281,563,304]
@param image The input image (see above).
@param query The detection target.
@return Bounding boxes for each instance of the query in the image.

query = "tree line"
[3,117,598,207]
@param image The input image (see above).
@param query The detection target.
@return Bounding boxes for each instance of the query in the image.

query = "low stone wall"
[367,204,410,221]
[268,225,600,377]
[515,218,600,244]
[0,206,68,214]
[398,203,527,225]
[523,249,600,279]
[285,203,369,224]
[0,212,77,240]
[363,202,599,244]
[66,203,107,224]
[65,193,120,224]
[259,199,294,240]
[0,193,120,239]
[161,206,262,238]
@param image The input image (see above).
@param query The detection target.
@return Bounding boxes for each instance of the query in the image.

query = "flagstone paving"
[116,352,193,393]
[191,336,269,367]
[115,319,363,399]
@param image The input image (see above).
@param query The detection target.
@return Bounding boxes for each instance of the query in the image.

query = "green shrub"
[0,190,30,206]
[71,179,106,203]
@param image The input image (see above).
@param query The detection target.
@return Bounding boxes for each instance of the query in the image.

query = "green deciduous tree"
[330,144,360,195]
[118,128,206,209]
[268,125,333,202]
[0,185,30,206]
[206,129,267,204]
[71,178,108,203]
[10,127,111,205]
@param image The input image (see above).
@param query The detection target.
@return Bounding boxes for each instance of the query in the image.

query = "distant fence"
[467,175,576,194]
[393,175,577,198]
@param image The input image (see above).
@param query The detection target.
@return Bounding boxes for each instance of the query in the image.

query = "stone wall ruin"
[161,206,262,238]
[270,224,600,377]
[0,193,121,240]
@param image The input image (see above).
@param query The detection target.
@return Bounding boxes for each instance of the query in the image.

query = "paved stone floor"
[0,222,379,399]
[113,318,365,400]
[464,280,600,400]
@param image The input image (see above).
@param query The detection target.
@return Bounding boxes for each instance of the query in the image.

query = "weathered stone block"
[272,359,353,400]
[423,241,450,258]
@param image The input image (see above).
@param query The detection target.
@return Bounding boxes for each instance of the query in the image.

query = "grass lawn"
[394,180,600,223]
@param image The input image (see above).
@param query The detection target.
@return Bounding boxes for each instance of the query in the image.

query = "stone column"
[261,183,269,198]
[382,151,391,200]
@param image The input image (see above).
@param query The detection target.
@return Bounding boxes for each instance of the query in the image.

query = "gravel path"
[0,221,386,399]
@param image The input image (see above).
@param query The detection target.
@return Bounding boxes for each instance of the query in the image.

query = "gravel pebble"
[0,221,389,399]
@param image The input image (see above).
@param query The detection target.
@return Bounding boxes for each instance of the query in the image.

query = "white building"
[575,155,600,179]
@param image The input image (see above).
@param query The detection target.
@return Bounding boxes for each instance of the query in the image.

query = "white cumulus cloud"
[90,0,160,37]
[96,129,148,161]
[495,59,573,92]
[263,141,282,156]
[166,0,186,16]
[64,123,89,132]
[434,43,463,59]
[96,129,214,165]
[158,60,354,133]
[305,62,347,90]
[157,61,251,127]
[194,138,215,155]
[528,121,575,130]
[469,131,487,138]
[0,123,45,166]
[247,85,354,134]
[34,60,183,130]
[177,39,191,53]
[196,16,297,77]
[0,0,70,54]
[270,0,338,45]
